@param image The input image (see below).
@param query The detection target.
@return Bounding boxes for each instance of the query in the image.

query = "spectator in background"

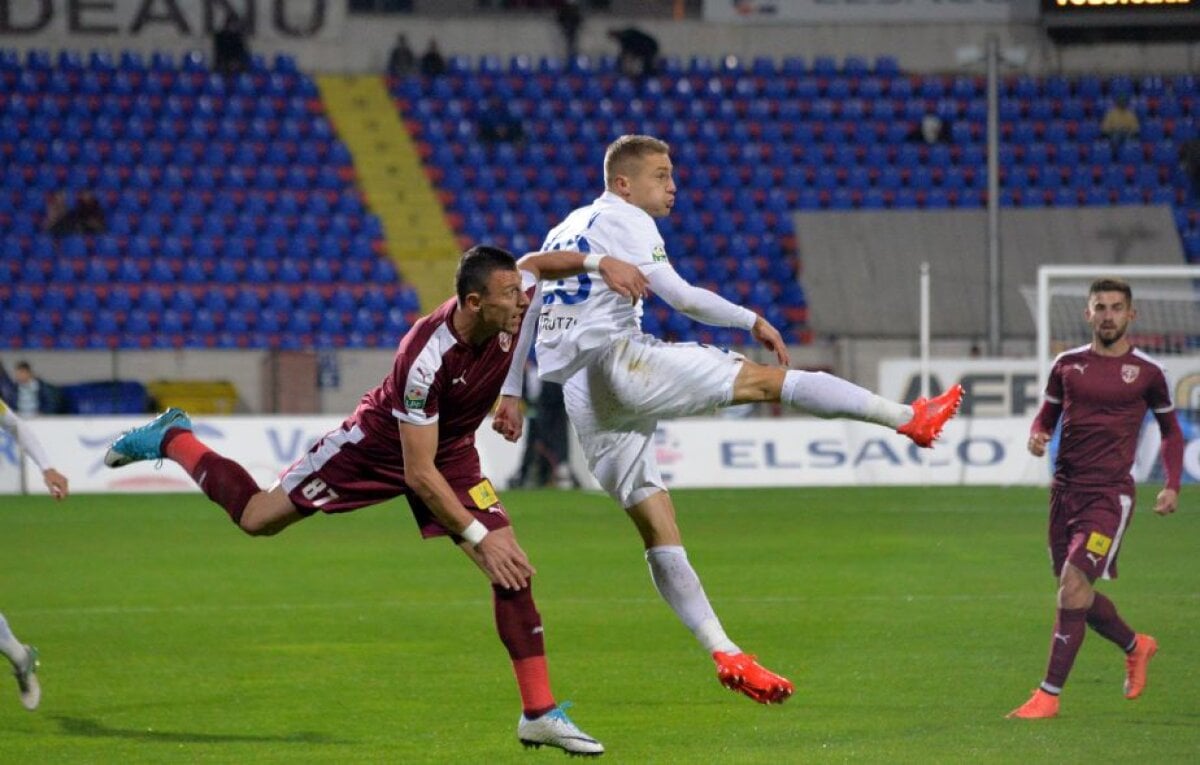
[0,362,16,405]
[608,27,658,79]
[12,362,62,417]
[477,97,526,147]
[508,360,579,490]
[71,191,106,234]
[42,191,72,236]
[912,113,949,145]
[419,39,446,77]
[387,33,416,77]
[555,1,583,60]
[213,14,250,76]
[1178,138,1200,197]
[1100,95,1139,149]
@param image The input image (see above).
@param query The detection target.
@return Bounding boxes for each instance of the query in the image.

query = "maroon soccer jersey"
[1044,345,1174,490]
[353,296,519,469]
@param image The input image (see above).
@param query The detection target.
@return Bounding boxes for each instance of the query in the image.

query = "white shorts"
[563,334,744,508]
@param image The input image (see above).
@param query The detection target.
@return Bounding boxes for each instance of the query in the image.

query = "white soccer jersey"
[536,191,670,383]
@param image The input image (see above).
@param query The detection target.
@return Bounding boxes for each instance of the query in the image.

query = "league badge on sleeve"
[404,386,428,410]
[651,245,668,263]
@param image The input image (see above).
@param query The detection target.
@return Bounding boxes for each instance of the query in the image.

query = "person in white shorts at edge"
[492,134,965,704]
[0,397,70,710]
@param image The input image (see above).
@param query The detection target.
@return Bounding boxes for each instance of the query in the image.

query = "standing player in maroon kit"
[104,245,647,755]
[1009,278,1184,719]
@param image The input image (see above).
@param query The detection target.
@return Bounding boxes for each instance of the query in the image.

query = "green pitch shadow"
[51,716,351,745]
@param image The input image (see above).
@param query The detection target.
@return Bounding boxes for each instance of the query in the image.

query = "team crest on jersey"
[651,245,668,263]
[404,385,427,410]
[1121,364,1139,384]
[499,332,511,352]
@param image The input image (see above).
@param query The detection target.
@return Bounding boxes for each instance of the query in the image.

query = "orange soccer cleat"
[897,384,965,448]
[1006,688,1060,719]
[1124,634,1158,700]
[712,651,794,705]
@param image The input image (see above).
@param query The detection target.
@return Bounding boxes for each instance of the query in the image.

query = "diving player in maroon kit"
[105,245,647,755]
[1008,278,1184,719]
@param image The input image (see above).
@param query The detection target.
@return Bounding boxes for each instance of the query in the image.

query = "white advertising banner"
[702,0,1039,24]
[5,414,1195,496]
[651,416,1047,487]
[0,0,343,41]
[0,415,524,497]
[879,357,1200,418]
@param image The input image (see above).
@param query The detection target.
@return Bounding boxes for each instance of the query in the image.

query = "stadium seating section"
[3,48,1197,351]
[0,48,420,350]
[393,53,1199,346]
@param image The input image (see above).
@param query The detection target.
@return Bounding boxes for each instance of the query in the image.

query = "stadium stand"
[0,48,421,351]
[3,48,1197,352]
[390,53,1199,347]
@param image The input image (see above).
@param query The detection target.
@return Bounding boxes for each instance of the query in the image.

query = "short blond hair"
[603,134,670,188]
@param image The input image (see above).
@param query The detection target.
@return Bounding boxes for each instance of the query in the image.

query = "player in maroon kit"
[1008,278,1184,719]
[104,245,647,755]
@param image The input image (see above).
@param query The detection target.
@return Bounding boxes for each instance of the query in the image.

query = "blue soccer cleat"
[517,702,604,757]
[104,408,192,468]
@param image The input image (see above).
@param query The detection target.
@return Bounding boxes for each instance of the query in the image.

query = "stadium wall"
[2,3,1199,75]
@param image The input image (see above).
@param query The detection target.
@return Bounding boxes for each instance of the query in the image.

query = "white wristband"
[583,253,604,272]
[461,519,489,546]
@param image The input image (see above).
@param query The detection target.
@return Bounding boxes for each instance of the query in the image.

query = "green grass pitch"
[0,486,1196,763]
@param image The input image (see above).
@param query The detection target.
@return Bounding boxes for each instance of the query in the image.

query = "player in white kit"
[0,398,69,710]
[503,135,964,704]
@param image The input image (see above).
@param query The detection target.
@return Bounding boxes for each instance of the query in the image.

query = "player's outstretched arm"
[1153,409,1183,515]
[516,250,647,303]
[0,404,68,499]
[492,395,524,442]
[1154,488,1178,516]
[42,468,69,500]
[750,316,790,367]
[400,421,535,589]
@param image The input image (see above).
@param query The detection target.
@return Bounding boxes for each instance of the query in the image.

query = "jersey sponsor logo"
[1053,632,1071,644]
[1121,364,1140,384]
[499,332,511,352]
[404,385,427,410]
[414,366,433,384]
[1085,552,1104,567]
[467,478,500,509]
[1068,362,1088,375]
[651,244,668,263]
[451,373,467,386]
[1085,531,1112,556]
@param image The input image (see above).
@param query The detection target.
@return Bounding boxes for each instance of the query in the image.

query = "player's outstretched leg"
[713,651,794,704]
[104,408,193,467]
[517,702,604,757]
[12,644,40,711]
[1006,688,1059,719]
[898,384,965,448]
[1124,634,1158,700]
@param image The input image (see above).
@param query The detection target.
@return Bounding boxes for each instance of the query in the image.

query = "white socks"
[645,546,739,655]
[781,370,911,428]
[0,612,27,667]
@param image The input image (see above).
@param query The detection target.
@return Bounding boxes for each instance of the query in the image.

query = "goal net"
[1023,264,1200,485]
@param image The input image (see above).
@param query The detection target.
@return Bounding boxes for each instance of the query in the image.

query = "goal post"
[1033,264,1200,390]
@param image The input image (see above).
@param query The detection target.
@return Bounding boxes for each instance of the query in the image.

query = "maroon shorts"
[278,421,511,541]
[1048,487,1136,581]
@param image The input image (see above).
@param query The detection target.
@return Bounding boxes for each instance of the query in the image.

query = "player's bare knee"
[732,362,784,404]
